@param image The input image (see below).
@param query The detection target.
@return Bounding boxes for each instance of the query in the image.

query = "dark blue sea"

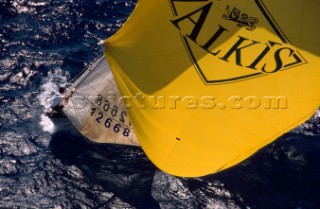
[1,0,320,208]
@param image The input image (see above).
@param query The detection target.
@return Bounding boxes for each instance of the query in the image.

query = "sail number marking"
[91,107,131,137]
[90,95,131,137]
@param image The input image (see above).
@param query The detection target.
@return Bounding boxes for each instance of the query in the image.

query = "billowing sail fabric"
[64,56,139,146]
[103,0,320,177]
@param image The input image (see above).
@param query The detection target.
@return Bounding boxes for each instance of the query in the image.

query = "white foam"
[39,115,55,134]
[37,70,71,133]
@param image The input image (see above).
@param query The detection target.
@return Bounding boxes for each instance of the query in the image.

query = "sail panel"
[103,0,320,177]
[64,56,139,146]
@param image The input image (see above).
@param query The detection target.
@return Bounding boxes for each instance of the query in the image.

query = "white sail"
[63,56,139,146]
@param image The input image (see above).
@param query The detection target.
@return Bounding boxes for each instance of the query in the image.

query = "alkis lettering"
[169,0,307,84]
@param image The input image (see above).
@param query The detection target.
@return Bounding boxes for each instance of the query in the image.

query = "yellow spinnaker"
[103,0,320,177]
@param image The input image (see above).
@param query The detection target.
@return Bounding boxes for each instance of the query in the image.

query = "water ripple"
[1,0,320,208]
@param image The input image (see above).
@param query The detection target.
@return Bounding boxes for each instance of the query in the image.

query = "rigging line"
[65,56,105,96]
[68,66,89,84]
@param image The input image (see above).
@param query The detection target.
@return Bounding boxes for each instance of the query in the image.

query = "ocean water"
[1,0,320,208]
